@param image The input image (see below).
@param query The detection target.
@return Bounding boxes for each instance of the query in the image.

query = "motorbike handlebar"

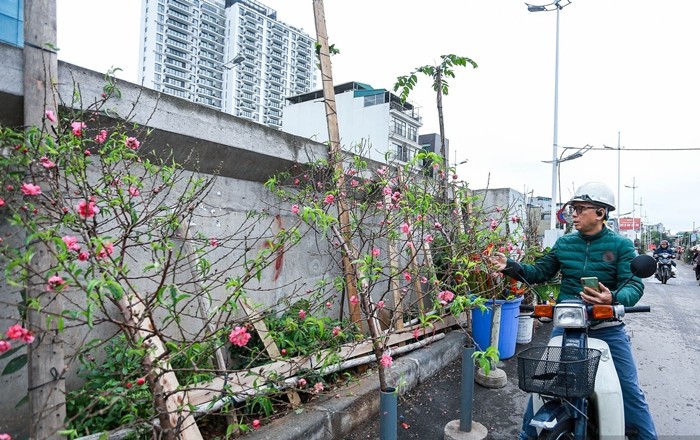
[520,304,534,312]
[624,305,651,313]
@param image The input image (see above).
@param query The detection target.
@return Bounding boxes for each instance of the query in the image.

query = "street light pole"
[526,0,572,231]
[625,177,637,242]
[616,131,621,224]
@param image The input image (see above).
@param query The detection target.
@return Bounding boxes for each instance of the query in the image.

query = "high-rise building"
[0,0,23,47]
[139,0,317,128]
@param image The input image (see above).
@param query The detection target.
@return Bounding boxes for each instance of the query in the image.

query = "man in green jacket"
[491,181,657,440]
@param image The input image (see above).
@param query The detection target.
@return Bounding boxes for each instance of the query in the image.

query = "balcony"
[167,8,190,21]
[389,101,422,124]
[166,28,190,44]
[167,0,190,14]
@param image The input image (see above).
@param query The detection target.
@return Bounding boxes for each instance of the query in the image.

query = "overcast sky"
[56,0,700,235]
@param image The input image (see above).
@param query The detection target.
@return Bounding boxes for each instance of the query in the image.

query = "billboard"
[618,217,641,231]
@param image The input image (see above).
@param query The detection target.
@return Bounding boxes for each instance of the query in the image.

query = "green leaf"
[0,345,23,360]
[2,353,28,375]
[15,394,28,408]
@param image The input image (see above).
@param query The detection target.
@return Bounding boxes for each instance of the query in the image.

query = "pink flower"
[39,156,56,169]
[97,242,114,259]
[45,110,56,122]
[128,186,140,197]
[350,180,359,188]
[95,129,108,144]
[332,326,340,336]
[298,309,306,320]
[400,223,410,234]
[412,328,421,339]
[252,419,260,429]
[293,178,300,185]
[62,235,81,252]
[489,219,498,230]
[21,183,42,196]
[323,194,335,205]
[371,248,380,257]
[0,198,4,207]
[71,121,86,136]
[350,295,359,305]
[76,198,99,218]
[511,215,521,224]
[0,340,11,353]
[438,290,455,304]
[420,276,428,284]
[228,326,251,347]
[325,301,332,309]
[434,222,442,229]
[382,186,392,196]
[209,239,219,247]
[432,163,440,170]
[298,378,307,387]
[47,275,65,291]
[403,272,412,281]
[78,251,89,261]
[0,433,11,440]
[136,377,146,385]
[22,331,34,344]
[425,234,434,243]
[291,204,300,214]
[6,324,24,340]
[377,300,385,309]
[314,382,324,393]
[125,137,140,150]
[376,167,387,176]
[380,353,393,367]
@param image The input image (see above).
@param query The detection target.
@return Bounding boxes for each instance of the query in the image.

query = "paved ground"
[343,320,552,440]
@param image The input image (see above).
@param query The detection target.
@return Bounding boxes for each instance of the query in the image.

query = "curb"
[245,331,468,440]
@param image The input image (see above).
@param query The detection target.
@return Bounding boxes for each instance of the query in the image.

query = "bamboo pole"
[311,0,362,327]
[23,1,66,438]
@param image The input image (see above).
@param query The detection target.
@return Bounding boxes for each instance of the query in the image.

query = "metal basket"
[517,346,602,399]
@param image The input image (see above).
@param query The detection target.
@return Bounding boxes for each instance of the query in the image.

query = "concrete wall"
[0,41,342,435]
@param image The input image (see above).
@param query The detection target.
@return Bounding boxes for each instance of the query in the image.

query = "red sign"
[618,217,641,231]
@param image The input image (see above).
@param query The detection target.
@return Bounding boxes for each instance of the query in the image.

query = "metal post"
[549,3,561,230]
[459,346,476,432]
[616,131,621,224]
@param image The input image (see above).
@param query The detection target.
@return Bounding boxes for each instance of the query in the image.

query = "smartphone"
[580,277,600,293]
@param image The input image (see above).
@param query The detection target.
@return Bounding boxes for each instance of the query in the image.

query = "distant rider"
[653,240,676,276]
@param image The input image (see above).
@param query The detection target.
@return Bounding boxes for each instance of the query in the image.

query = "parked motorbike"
[654,252,674,284]
[514,255,657,439]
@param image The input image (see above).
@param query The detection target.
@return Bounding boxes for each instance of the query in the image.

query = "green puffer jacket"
[513,227,644,306]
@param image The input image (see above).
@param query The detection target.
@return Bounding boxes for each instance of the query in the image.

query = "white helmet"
[568,181,616,212]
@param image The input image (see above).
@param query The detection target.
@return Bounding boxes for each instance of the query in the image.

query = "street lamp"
[603,131,622,224]
[526,0,573,230]
[625,177,638,242]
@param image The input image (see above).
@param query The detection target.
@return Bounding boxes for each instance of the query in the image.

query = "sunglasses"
[567,205,599,215]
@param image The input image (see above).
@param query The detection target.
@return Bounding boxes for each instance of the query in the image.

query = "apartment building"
[139,0,317,128]
[283,81,424,165]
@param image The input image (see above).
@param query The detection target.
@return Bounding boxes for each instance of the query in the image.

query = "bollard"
[459,345,475,432]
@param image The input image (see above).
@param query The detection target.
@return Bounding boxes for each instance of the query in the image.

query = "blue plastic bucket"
[471,296,523,359]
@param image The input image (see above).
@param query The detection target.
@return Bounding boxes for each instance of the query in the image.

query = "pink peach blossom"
[400,223,410,234]
[438,290,455,304]
[298,309,306,320]
[62,235,81,252]
[0,340,11,353]
[125,137,140,150]
[76,198,99,218]
[323,194,335,205]
[376,300,385,309]
[350,295,359,305]
[71,121,86,136]
[380,353,393,367]
[291,204,300,214]
[78,251,89,261]
[39,156,56,169]
[95,129,108,144]
[128,186,140,197]
[371,248,380,257]
[228,326,251,347]
[97,242,114,259]
[210,239,219,247]
[297,378,307,387]
[21,183,42,196]
[332,326,340,336]
[403,272,411,281]
[252,419,260,429]
[47,275,65,291]
[412,328,421,339]
[6,324,25,340]
[45,110,56,122]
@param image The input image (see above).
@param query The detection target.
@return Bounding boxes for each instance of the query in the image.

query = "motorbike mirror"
[631,255,657,279]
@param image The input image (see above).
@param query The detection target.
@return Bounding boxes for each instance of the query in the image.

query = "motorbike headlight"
[553,304,587,328]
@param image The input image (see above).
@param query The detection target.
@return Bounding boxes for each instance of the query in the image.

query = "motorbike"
[513,255,657,439]
[653,252,674,284]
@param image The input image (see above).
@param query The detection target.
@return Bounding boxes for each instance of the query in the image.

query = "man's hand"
[489,252,507,271]
[580,282,613,305]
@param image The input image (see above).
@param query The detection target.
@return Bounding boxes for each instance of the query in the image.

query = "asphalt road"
[343,260,700,440]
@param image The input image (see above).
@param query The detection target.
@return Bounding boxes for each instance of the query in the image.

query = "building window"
[407,125,417,142]
[393,118,406,137]
[395,143,410,162]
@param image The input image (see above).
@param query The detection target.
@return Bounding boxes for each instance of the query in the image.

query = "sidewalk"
[246,319,552,440]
